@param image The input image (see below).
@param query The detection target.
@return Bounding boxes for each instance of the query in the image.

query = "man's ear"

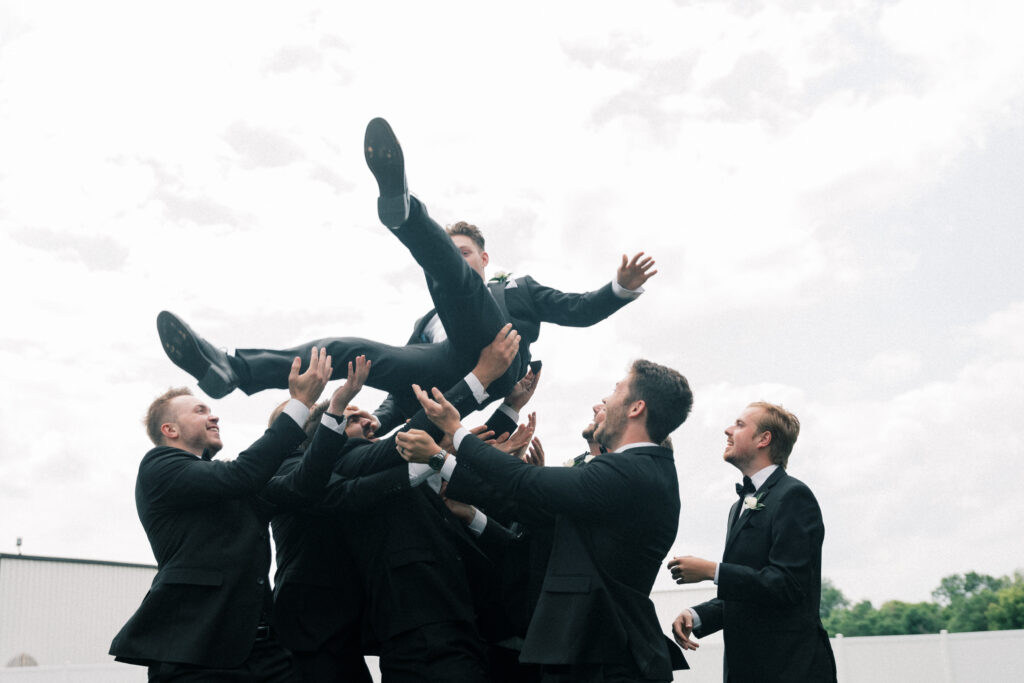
[757,430,772,450]
[481,251,490,268]
[628,399,646,419]
[160,422,178,442]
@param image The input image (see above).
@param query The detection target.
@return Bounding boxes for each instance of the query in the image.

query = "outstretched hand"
[504,367,541,411]
[525,436,545,466]
[289,347,332,407]
[616,252,658,290]
[473,323,521,387]
[494,412,536,459]
[412,384,463,436]
[328,355,372,415]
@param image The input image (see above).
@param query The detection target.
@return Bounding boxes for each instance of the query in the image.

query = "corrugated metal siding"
[0,556,155,666]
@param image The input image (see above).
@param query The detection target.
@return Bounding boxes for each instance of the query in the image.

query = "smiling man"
[666,402,836,683]
[110,349,356,682]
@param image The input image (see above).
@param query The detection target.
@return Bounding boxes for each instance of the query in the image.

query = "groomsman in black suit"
[268,326,523,683]
[156,117,655,434]
[399,359,693,683]
[110,349,365,681]
[668,402,837,683]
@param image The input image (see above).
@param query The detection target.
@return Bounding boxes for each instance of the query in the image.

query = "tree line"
[821,571,1024,636]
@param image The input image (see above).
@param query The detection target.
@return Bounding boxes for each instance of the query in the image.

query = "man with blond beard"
[667,402,836,683]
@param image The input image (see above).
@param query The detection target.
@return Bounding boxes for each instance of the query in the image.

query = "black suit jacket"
[283,378,494,646]
[110,412,312,668]
[263,422,408,655]
[692,468,837,682]
[453,436,684,680]
[373,276,632,434]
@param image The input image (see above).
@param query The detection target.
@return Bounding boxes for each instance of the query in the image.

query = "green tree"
[932,572,1007,605]
[873,600,944,635]
[933,572,1010,632]
[985,574,1024,630]
[823,599,879,637]
[820,578,849,621]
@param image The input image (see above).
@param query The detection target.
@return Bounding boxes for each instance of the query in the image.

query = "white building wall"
[0,555,155,668]
[3,556,1023,682]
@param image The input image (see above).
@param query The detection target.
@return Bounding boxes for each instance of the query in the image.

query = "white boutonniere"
[743,494,765,512]
[488,271,513,284]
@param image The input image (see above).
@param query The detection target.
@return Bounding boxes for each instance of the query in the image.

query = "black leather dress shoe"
[156,311,239,399]
[364,117,409,228]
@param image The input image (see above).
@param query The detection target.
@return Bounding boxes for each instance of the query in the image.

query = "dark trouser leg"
[147,638,299,682]
[378,621,488,683]
[235,336,467,415]
[394,198,511,358]
[539,663,650,683]
[291,638,372,683]
[488,645,542,683]
[392,198,527,395]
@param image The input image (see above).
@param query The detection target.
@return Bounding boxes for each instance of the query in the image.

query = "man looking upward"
[667,402,836,683]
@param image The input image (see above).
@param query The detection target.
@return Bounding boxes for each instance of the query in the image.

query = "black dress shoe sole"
[364,117,409,227]
[156,311,235,399]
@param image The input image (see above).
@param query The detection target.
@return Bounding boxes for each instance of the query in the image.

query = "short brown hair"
[446,221,485,251]
[749,401,800,468]
[144,387,193,446]
[626,360,693,444]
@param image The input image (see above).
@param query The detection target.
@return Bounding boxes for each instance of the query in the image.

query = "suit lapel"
[724,468,787,555]
[487,280,509,318]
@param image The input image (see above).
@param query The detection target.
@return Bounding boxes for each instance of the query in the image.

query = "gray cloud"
[224,121,305,168]
[10,227,129,271]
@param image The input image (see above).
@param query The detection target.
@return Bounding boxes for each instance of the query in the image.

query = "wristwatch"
[428,449,448,472]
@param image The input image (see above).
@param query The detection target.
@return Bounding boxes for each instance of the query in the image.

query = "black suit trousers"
[234,197,524,406]
[146,637,298,682]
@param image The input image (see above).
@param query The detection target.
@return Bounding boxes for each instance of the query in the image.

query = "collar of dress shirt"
[749,464,779,491]
[613,441,658,453]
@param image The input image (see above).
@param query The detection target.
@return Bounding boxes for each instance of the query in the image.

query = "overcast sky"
[2,0,1022,607]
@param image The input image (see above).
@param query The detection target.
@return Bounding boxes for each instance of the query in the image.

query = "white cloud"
[1,0,1023,611]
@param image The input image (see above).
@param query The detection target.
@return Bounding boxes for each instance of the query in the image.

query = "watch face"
[429,453,445,471]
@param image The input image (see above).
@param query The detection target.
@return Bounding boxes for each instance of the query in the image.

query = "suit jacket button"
[257,578,265,585]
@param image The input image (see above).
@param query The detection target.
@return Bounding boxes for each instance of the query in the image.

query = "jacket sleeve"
[716,483,825,607]
[692,598,724,637]
[371,313,433,435]
[453,434,636,520]
[140,412,307,509]
[522,275,635,327]
[260,423,348,506]
[319,464,412,514]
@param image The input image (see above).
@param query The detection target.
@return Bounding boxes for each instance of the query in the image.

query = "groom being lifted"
[158,118,656,434]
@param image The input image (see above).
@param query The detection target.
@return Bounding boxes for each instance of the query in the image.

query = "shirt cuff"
[453,426,472,451]
[496,403,519,423]
[464,372,489,404]
[688,607,702,631]
[280,399,310,429]
[408,463,433,487]
[611,279,644,299]
[713,563,721,584]
[467,508,487,536]
[440,454,458,481]
[321,413,346,436]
